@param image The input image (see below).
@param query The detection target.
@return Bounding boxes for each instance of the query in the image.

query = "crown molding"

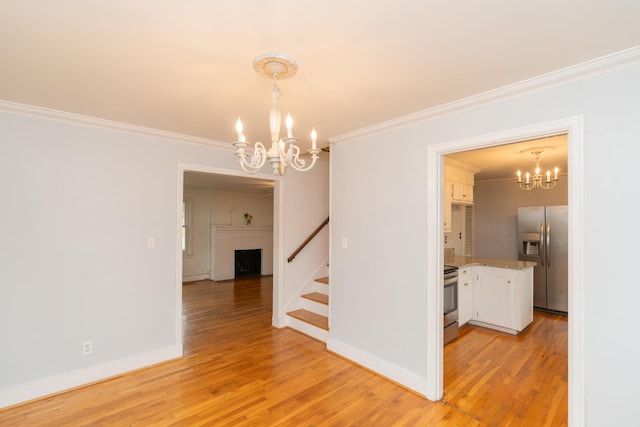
[329,45,640,144]
[0,99,232,151]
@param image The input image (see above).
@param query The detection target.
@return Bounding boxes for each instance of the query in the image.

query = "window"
[182,199,192,254]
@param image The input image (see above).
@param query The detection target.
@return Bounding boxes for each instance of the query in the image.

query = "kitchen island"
[445,256,537,335]
[444,255,537,270]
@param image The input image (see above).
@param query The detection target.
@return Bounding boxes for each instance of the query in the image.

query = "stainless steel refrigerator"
[517,206,568,313]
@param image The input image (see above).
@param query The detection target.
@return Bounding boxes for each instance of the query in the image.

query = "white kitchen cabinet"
[469,266,533,334]
[452,181,474,204]
[443,159,478,217]
[458,267,473,326]
[443,180,453,232]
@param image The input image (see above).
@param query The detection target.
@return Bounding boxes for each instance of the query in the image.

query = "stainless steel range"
[443,265,459,345]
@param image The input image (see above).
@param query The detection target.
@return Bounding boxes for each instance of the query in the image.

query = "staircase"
[286,276,329,342]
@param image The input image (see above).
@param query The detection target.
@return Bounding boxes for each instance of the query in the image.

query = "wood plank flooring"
[0,276,567,426]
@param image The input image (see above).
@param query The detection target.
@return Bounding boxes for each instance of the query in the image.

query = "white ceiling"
[446,134,568,182]
[184,171,274,194]
[1,1,638,186]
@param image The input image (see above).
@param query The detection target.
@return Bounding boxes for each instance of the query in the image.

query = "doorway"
[175,164,281,350]
[425,116,584,421]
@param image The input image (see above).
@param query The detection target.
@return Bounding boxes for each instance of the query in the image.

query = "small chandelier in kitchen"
[233,54,321,175]
[516,150,559,191]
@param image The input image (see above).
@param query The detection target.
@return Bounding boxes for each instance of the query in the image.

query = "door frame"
[175,163,283,347]
[425,116,584,424]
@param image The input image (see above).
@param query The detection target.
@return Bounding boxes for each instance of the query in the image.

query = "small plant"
[244,212,252,225]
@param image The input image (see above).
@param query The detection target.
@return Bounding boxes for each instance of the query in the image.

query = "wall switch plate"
[82,340,93,355]
[341,237,348,249]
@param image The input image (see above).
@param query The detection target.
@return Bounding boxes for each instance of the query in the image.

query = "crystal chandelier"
[233,54,321,175]
[516,150,559,190]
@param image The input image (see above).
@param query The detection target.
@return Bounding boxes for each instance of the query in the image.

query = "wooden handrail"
[287,217,329,263]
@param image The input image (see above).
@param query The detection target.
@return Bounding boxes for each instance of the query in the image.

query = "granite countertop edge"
[444,255,537,270]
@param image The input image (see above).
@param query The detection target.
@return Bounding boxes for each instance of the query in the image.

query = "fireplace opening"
[234,249,262,278]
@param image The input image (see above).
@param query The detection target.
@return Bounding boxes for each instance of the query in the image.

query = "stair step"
[302,292,328,305]
[287,309,328,331]
[315,277,329,285]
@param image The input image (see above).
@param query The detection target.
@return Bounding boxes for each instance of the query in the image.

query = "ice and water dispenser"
[521,232,541,256]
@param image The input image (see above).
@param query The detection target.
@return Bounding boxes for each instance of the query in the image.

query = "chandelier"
[516,150,559,190]
[232,54,321,175]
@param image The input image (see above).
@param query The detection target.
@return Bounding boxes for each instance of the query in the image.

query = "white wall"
[329,57,640,424]
[473,177,568,259]
[182,187,274,281]
[0,104,324,407]
[211,190,273,227]
[276,157,330,326]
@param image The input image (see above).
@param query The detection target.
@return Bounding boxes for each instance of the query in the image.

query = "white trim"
[0,345,181,409]
[425,148,444,400]
[177,164,283,331]
[0,99,232,150]
[286,318,329,343]
[175,166,185,352]
[426,116,584,425]
[327,337,428,396]
[330,46,640,144]
[213,226,274,233]
[272,179,286,328]
[182,274,209,282]
[566,119,585,427]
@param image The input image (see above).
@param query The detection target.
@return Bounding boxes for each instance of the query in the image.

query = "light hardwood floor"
[0,276,567,426]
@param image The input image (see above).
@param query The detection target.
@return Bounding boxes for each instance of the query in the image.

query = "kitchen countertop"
[444,255,537,270]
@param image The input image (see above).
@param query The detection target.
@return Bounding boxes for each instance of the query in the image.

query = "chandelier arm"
[281,143,298,168]
[518,182,535,191]
[237,142,267,173]
[289,148,321,172]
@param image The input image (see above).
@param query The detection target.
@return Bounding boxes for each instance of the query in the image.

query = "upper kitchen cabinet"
[445,158,480,205]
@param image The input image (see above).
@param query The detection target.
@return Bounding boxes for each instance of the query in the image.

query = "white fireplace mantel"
[210,225,273,281]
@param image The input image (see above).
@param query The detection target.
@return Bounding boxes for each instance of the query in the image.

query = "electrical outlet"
[82,340,93,355]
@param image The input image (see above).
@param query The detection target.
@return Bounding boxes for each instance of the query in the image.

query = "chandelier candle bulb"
[517,170,522,182]
[311,128,317,150]
[526,172,530,184]
[286,114,293,138]
[554,167,559,180]
[235,118,245,142]
[546,170,551,182]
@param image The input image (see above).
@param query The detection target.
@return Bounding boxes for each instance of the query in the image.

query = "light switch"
[341,237,348,249]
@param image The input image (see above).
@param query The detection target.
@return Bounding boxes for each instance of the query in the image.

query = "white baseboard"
[286,317,329,343]
[327,337,428,397]
[0,344,182,409]
[182,274,209,282]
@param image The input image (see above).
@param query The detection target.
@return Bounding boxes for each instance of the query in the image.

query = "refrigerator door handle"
[539,222,545,267]
[547,223,551,268]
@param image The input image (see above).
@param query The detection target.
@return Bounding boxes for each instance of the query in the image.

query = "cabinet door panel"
[474,271,512,328]
[452,182,473,203]
[459,277,472,325]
